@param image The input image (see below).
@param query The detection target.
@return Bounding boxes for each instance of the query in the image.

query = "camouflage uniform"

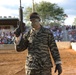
[15,25,61,75]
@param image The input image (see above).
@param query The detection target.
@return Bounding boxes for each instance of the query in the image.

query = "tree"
[73,18,76,26]
[23,1,67,26]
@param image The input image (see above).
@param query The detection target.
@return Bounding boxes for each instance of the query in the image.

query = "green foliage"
[23,1,67,26]
[23,7,32,21]
[73,18,76,26]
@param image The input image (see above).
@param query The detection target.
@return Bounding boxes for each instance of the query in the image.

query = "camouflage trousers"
[25,68,52,75]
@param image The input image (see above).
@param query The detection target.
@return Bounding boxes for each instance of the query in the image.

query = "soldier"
[14,12,62,75]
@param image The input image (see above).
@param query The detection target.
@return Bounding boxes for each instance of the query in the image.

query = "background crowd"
[0,25,76,44]
[0,30,14,44]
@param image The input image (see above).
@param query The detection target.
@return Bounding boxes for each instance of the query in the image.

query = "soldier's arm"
[48,30,62,65]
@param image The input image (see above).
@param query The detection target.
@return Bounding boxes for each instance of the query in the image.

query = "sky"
[0,0,76,25]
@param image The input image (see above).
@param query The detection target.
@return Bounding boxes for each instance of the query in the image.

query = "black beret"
[30,12,40,21]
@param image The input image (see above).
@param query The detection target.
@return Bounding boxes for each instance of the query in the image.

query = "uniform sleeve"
[48,30,62,64]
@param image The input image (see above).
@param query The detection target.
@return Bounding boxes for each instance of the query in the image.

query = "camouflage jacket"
[15,25,61,69]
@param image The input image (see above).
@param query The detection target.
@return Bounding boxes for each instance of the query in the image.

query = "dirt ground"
[0,48,76,75]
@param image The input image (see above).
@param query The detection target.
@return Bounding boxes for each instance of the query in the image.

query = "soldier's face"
[30,18,40,28]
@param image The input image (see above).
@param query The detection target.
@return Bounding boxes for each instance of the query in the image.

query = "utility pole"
[32,0,35,12]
